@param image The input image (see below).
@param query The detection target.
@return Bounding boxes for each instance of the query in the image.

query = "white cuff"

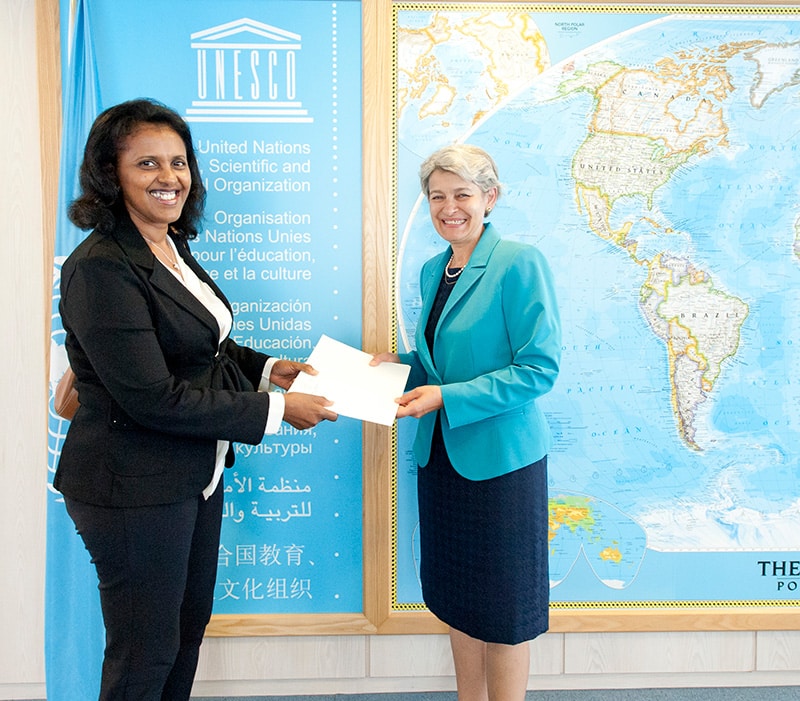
[259,357,279,391]
[265,392,285,434]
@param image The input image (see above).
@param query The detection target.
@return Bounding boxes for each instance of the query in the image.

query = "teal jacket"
[399,224,561,481]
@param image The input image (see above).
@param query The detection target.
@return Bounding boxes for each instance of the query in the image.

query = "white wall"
[1,0,48,699]
[3,1,800,698]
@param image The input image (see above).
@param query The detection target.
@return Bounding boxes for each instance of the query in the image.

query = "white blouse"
[160,238,285,499]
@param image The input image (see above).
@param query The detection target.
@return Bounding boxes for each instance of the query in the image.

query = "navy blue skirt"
[417,424,550,645]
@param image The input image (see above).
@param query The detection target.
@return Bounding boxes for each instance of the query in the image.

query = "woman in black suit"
[55,98,337,700]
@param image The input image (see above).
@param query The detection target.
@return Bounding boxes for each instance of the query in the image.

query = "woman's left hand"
[270,359,317,390]
[395,385,443,419]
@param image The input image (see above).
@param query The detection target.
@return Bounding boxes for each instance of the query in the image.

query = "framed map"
[390,2,800,630]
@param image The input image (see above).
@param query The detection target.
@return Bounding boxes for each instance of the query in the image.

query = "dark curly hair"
[67,98,206,240]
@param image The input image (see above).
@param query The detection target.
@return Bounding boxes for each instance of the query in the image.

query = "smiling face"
[426,168,497,260]
[115,123,190,240]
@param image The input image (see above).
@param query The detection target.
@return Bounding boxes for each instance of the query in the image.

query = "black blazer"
[55,214,272,507]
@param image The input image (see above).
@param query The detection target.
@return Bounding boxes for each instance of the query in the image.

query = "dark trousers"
[65,481,223,701]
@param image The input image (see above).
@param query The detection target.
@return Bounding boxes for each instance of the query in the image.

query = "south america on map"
[393,7,800,608]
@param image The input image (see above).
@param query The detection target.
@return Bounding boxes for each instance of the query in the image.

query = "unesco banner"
[46,1,362,697]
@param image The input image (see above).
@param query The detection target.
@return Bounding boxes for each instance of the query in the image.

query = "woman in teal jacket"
[374,144,561,701]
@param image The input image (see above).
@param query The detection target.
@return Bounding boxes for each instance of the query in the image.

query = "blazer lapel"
[175,238,233,315]
[435,223,500,331]
[415,224,500,378]
[111,216,222,336]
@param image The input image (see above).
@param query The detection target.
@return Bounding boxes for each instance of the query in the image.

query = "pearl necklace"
[444,254,465,285]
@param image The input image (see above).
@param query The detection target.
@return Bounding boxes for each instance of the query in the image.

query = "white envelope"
[288,334,411,426]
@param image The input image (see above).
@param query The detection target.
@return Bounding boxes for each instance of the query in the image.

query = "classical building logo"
[186,17,312,124]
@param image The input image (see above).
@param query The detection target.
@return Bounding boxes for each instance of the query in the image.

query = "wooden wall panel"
[369,633,564,678]
[196,635,367,681]
[564,631,755,675]
[756,631,800,672]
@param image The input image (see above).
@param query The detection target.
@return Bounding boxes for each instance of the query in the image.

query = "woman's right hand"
[282,392,338,430]
[369,352,401,366]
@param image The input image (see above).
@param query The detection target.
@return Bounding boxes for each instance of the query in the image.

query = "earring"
[485,207,492,217]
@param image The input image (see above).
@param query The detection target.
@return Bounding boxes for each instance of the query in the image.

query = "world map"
[393,6,800,607]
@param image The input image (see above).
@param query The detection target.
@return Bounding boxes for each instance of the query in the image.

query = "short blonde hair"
[419,143,502,198]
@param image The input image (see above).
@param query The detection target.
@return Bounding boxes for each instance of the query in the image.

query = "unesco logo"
[758,560,800,592]
[186,17,312,124]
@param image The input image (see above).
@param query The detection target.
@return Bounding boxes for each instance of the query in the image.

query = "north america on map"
[393,8,800,606]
